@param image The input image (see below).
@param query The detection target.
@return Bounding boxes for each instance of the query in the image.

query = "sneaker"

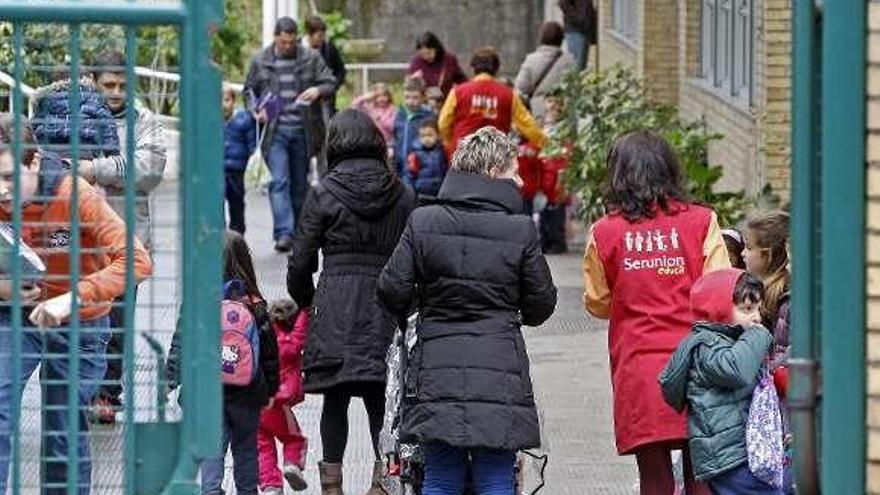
[274,236,293,253]
[89,396,118,425]
[283,464,308,491]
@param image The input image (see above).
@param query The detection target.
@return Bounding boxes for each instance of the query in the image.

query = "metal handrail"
[0,61,410,117]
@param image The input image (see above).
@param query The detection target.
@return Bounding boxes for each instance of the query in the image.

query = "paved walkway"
[15,183,637,494]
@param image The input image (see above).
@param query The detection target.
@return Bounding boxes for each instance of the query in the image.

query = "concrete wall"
[316,0,544,76]
[866,2,880,492]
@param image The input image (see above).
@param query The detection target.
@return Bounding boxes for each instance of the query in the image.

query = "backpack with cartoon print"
[220,280,261,386]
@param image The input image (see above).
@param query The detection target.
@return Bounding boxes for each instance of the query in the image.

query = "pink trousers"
[257,406,308,490]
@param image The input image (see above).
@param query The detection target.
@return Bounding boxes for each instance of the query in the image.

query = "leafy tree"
[546,66,754,226]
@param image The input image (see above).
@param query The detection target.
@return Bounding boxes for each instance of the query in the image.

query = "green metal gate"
[0,1,224,494]
[791,0,866,492]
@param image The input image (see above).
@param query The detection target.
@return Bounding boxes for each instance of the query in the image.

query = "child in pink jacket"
[258,299,309,493]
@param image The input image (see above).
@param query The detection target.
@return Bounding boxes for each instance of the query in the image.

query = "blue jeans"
[565,29,589,70]
[709,463,783,495]
[200,402,261,495]
[266,126,310,240]
[0,311,110,495]
[423,444,516,495]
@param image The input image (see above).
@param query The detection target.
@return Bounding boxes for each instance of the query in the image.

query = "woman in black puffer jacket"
[286,109,415,494]
[377,126,557,495]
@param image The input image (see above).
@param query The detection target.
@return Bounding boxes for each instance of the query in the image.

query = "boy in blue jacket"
[406,119,449,197]
[392,76,434,182]
[223,87,257,234]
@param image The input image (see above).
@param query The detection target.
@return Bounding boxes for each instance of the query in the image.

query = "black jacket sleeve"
[243,53,263,112]
[519,225,557,327]
[377,220,418,317]
[259,326,280,399]
[328,42,347,91]
[287,187,325,307]
[165,314,182,390]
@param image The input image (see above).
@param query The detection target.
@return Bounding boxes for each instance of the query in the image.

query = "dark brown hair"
[603,131,688,222]
[539,21,565,46]
[470,46,501,76]
[0,113,38,166]
[326,109,388,168]
[415,32,446,60]
[722,228,746,269]
[733,272,765,307]
[304,15,327,35]
[92,50,126,79]
[223,230,263,301]
[419,118,439,132]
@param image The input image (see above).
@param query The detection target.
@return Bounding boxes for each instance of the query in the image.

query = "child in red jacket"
[258,299,310,493]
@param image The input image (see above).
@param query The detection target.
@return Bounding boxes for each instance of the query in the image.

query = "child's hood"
[690,268,745,323]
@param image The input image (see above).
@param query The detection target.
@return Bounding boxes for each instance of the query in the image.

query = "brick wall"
[598,0,640,70]
[599,0,790,195]
[679,83,759,192]
[640,0,680,104]
[678,0,762,194]
[760,0,793,200]
[866,2,880,492]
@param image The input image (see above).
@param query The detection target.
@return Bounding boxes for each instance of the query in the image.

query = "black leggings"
[320,382,386,463]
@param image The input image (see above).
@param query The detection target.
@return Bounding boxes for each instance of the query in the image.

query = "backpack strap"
[224,279,246,300]
[528,51,564,101]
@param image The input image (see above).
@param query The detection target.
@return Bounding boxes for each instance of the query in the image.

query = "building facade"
[596,0,792,198]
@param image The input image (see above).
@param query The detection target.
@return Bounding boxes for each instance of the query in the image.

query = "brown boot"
[365,460,388,495]
[319,462,344,495]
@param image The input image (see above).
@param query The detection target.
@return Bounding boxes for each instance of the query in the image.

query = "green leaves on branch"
[547,66,755,227]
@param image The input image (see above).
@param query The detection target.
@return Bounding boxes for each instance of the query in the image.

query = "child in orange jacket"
[258,299,310,493]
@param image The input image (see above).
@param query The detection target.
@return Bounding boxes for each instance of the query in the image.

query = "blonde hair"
[371,82,393,103]
[222,84,236,100]
[745,210,790,324]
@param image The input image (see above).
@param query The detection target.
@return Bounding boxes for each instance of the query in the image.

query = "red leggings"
[634,443,711,495]
[257,406,308,490]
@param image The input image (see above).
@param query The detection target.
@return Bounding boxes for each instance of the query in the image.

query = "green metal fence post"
[790,0,821,492]
[163,0,224,493]
[820,0,867,491]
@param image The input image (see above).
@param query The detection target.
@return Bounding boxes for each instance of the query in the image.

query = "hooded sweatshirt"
[658,268,773,481]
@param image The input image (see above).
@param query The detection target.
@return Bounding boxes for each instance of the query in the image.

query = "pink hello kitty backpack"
[220,280,261,386]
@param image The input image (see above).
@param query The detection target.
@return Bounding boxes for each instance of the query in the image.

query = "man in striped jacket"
[80,50,167,423]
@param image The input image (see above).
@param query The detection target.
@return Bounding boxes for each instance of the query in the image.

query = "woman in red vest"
[583,131,729,495]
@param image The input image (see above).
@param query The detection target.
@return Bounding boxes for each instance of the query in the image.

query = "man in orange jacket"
[0,114,153,495]
[438,46,547,154]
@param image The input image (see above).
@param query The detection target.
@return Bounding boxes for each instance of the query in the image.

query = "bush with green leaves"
[546,65,753,227]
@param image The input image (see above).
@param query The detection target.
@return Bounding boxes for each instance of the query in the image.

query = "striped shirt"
[275,54,304,127]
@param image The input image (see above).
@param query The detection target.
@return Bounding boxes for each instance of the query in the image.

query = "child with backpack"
[743,211,793,492]
[258,299,309,493]
[166,230,279,495]
[406,118,449,197]
[659,269,783,494]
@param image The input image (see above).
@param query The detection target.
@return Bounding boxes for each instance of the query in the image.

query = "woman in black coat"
[287,109,415,494]
[377,126,557,494]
